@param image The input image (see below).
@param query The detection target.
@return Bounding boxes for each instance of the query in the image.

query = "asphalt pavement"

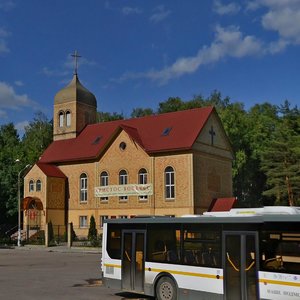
[0,245,152,300]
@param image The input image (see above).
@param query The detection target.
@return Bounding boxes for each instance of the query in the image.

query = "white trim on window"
[165,166,175,200]
[80,173,88,202]
[79,216,88,228]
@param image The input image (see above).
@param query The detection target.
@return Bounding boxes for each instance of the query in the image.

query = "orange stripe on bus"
[147,268,223,280]
[259,279,300,288]
[104,263,121,268]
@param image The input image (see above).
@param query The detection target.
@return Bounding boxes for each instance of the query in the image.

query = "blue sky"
[1,0,300,135]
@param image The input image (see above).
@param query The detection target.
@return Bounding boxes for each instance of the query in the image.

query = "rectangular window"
[139,171,148,201]
[165,171,175,199]
[147,224,181,264]
[261,230,300,274]
[100,215,108,228]
[80,176,88,202]
[119,171,128,201]
[59,113,64,127]
[29,180,34,192]
[66,112,71,127]
[182,225,221,267]
[119,215,128,219]
[100,172,109,202]
[79,216,88,228]
[107,225,121,259]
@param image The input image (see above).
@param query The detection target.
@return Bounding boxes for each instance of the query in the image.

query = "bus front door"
[122,230,145,293]
[223,232,259,300]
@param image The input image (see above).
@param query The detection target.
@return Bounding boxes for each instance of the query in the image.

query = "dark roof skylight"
[161,127,172,136]
[92,136,102,145]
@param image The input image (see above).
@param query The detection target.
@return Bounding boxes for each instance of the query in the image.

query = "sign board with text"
[95,184,153,197]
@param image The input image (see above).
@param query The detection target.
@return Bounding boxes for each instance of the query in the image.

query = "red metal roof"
[39,107,214,163]
[208,197,237,212]
[37,162,66,178]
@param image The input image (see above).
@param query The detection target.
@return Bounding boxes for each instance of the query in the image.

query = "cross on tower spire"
[71,50,81,75]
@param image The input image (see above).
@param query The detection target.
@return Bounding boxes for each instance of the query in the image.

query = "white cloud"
[213,0,241,15]
[149,5,171,23]
[247,0,300,45]
[262,6,300,43]
[117,25,264,85]
[116,1,300,85]
[122,6,142,15]
[0,82,35,109]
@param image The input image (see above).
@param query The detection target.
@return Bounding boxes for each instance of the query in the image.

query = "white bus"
[101,207,300,300]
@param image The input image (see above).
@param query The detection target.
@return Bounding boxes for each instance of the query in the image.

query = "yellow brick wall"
[24,111,233,237]
[59,130,196,235]
[53,101,96,141]
[23,165,66,227]
[193,152,232,213]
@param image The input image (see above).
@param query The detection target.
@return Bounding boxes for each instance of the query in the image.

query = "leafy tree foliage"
[0,124,22,222]
[22,112,53,165]
[131,107,154,118]
[97,111,124,122]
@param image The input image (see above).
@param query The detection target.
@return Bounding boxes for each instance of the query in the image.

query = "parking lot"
[0,246,152,300]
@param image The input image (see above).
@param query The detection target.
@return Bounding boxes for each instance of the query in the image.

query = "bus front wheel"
[156,276,177,300]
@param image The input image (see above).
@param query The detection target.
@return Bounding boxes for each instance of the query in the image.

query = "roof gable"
[39,107,215,163]
[37,162,66,178]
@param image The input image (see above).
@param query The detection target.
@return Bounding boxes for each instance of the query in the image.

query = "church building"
[22,71,233,238]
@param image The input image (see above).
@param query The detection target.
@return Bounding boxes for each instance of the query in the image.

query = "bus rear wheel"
[156,276,177,300]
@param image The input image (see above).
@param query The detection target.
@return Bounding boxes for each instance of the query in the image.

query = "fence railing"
[1,223,102,248]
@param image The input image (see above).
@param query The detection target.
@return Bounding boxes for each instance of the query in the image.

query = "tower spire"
[71,50,81,75]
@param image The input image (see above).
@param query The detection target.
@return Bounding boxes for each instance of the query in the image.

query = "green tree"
[131,107,154,118]
[0,123,22,222]
[157,97,185,113]
[48,220,54,243]
[88,215,98,246]
[260,103,300,205]
[97,111,124,122]
[21,112,53,165]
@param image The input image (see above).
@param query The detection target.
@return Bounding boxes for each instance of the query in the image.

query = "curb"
[8,244,101,254]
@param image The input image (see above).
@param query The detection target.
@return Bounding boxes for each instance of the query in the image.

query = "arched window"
[138,168,148,200]
[165,166,175,199]
[36,179,42,192]
[100,171,109,201]
[66,111,71,127]
[119,170,128,201]
[59,111,64,127]
[29,180,34,192]
[80,173,88,202]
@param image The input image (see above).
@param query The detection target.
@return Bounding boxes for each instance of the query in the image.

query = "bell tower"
[53,51,97,141]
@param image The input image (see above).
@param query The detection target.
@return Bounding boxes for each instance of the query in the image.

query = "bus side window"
[147,225,181,264]
[107,228,121,259]
[261,231,300,274]
[183,226,221,268]
[152,240,167,262]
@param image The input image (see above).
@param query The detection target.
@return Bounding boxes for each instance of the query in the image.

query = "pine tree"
[88,216,97,246]
[261,122,300,206]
